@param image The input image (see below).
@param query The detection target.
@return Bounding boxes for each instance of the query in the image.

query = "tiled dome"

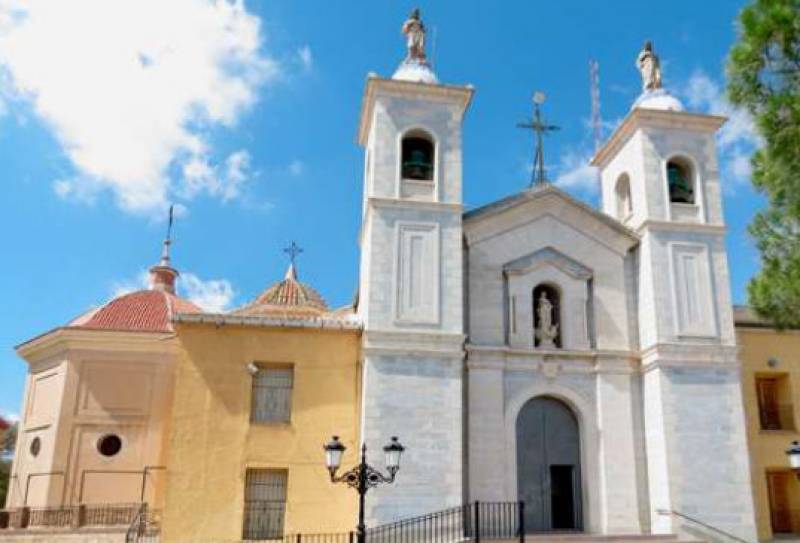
[69,290,202,333]
[232,264,328,317]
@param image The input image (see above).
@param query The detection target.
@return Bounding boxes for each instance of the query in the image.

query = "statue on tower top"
[636,41,662,92]
[402,8,426,62]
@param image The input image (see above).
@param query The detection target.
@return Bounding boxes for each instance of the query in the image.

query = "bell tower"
[356,9,473,525]
[592,42,757,541]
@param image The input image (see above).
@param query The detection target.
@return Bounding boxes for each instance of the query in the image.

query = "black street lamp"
[786,441,800,479]
[324,436,405,543]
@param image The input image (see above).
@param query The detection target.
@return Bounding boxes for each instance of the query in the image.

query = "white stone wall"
[644,365,757,542]
[362,354,463,525]
[357,79,470,525]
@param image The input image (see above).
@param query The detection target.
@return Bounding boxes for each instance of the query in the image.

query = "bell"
[402,149,432,180]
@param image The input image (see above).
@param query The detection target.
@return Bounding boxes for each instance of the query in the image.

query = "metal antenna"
[430,26,438,69]
[517,91,560,187]
[589,60,603,202]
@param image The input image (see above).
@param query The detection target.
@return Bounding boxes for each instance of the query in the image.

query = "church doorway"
[516,396,582,533]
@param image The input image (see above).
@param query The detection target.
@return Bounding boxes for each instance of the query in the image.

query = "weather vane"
[517,91,560,186]
[283,241,303,266]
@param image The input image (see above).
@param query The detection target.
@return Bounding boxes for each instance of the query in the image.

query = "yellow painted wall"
[161,323,361,543]
[739,324,800,541]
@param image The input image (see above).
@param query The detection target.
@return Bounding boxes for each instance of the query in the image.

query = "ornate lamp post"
[786,441,800,478]
[324,436,405,543]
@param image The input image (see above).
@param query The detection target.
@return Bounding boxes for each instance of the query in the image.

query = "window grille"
[252,367,293,423]
[243,469,288,540]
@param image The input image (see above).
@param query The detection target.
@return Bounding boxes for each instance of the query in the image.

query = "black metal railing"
[123,500,525,543]
[284,532,357,543]
[365,501,524,543]
[656,508,750,543]
[0,502,141,531]
[125,503,161,543]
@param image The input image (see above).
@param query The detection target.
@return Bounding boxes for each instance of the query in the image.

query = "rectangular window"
[251,367,293,423]
[757,376,795,431]
[243,469,287,540]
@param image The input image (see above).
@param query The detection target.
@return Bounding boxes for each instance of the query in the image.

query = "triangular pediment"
[504,246,592,280]
[463,183,638,255]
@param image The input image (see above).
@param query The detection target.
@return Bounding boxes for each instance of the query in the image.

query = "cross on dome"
[283,241,303,279]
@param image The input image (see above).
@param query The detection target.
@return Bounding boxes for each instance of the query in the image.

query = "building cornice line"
[635,220,727,235]
[592,108,727,168]
[172,313,362,332]
[358,76,474,145]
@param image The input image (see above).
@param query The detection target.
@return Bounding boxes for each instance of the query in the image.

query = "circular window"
[29,437,41,457]
[97,434,122,457]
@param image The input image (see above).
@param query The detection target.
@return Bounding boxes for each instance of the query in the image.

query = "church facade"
[3,11,766,543]
[357,11,756,542]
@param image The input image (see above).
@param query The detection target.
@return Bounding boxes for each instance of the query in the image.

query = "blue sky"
[0,0,762,417]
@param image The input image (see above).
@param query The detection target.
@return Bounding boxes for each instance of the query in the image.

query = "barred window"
[243,469,287,540]
[251,367,293,423]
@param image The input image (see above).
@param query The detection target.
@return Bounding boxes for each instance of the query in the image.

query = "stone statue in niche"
[535,291,559,348]
[636,40,662,92]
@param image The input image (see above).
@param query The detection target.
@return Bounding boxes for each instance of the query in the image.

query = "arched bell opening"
[401,131,435,181]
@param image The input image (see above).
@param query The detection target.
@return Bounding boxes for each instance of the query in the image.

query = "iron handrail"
[656,508,750,543]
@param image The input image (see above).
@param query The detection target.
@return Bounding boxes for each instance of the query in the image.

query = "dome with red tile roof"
[66,233,201,333]
[232,263,328,317]
[68,289,201,333]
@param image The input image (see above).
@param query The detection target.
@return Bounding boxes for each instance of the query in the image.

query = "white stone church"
[357,11,756,543]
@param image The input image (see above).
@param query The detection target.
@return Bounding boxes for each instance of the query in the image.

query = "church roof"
[231,263,329,318]
[463,183,638,243]
[68,289,202,333]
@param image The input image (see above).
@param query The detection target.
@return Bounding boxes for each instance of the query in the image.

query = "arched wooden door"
[516,396,582,532]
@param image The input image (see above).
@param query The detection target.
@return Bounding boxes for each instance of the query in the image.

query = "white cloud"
[296,45,313,71]
[0,0,278,214]
[288,159,305,177]
[180,272,235,312]
[53,177,101,204]
[683,70,762,187]
[111,268,235,312]
[111,270,150,298]
[555,150,599,194]
[180,149,252,202]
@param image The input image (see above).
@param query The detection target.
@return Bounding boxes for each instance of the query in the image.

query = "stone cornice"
[635,219,727,235]
[466,344,638,374]
[368,197,463,214]
[173,312,362,332]
[358,76,474,145]
[592,107,727,168]
[639,342,739,371]
[363,328,464,358]
[16,327,178,364]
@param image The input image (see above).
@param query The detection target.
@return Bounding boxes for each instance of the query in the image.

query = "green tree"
[0,422,16,506]
[727,0,800,328]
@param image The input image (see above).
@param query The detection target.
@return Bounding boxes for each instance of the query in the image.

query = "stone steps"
[529,537,702,543]
[481,535,704,543]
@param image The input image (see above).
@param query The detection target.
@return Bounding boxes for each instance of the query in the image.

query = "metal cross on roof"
[517,91,560,187]
[283,241,303,266]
